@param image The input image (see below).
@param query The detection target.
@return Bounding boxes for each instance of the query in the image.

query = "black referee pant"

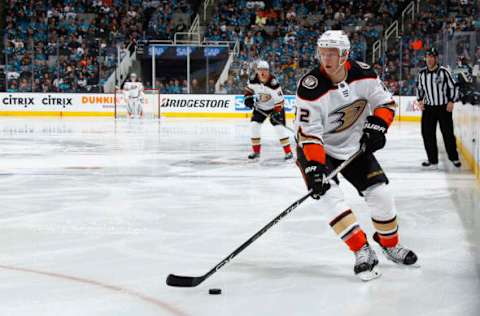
[421,105,459,164]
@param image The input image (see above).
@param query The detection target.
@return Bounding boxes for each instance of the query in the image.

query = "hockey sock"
[371,216,399,248]
[279,137,292,154]
[251,138,261,154]
[329,210,367,252]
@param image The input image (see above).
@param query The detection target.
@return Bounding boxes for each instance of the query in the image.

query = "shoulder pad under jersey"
[296,66,334,101]
[249,74,280,89]
[267,75,280,89]
[346,60,378,83]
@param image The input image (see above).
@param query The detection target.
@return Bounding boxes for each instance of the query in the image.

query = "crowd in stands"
[206,0,479,96]
[3,0,146,92]
[145,0,194,40]
[2,0,193,93]
[2,0,478,95]
[379,0,479,96]
[206,0,404,94]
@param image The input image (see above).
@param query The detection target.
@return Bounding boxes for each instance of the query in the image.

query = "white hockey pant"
[127,98,143,116]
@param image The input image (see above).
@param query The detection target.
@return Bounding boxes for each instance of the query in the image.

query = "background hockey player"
[295,30,418,281]
[123,73,144,118]
[244,60,293,160]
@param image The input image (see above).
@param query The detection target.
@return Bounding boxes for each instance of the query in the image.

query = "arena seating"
[1,0,477,95]
[2,0,193,93]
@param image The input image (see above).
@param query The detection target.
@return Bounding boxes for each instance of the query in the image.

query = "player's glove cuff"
[360,116,388,154]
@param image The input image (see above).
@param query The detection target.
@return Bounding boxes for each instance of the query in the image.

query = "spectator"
[217,83,227,94]
[190,79,203,94]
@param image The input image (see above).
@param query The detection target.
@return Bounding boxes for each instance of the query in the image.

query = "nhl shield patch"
[302,75,318,89]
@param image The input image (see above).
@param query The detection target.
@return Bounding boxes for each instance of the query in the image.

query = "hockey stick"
[166,147,364,287]
[254,106,295,134]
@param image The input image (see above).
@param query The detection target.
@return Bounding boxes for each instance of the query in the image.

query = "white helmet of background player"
[130,73,137,82]
[256,60,270,83]
[256,60,269,70]
[317,30,350,62]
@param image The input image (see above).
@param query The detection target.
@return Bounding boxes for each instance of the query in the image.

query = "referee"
[416,47,461,169]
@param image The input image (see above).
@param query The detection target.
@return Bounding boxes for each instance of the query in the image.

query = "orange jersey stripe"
[303,143,326,164]
[373,106,395,127]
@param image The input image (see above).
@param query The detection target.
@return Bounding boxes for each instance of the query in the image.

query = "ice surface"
[0,117,478,316]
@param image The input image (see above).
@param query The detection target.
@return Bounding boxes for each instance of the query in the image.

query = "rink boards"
[0,92,478,180]
[0,93,421,120]
[0,93,296,119]
[454,102,480,181]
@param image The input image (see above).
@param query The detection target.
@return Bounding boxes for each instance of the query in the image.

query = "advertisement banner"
[0,93,113,114]
[395,96,422,120]
[160,94,236,113]
[0,93,422,120]
[231,95,296,113]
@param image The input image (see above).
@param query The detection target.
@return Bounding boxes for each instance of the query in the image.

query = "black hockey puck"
[208,288,222,295]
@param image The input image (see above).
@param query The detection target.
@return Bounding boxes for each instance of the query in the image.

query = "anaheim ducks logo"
[328,99,368,133]
[257,93,272,102]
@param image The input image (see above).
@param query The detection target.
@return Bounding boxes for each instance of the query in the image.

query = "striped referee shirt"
[416,65,457,106]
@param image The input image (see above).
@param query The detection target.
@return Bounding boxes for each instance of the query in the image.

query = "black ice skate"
[354,243,381,281]
[373,233,418,266]
[421,161,438,169]
[451,160,461,168]
[248,152,260,160]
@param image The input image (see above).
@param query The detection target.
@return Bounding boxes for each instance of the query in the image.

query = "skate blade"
[357,267,382,281]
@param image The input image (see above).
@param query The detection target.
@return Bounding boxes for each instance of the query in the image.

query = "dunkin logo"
[81,96,115,104]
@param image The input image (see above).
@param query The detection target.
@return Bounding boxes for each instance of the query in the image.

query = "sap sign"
[234,95,296,112]
[234,95,249,111]
[284,95,296,111]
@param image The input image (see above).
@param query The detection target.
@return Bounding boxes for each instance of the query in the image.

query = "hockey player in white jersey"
[123,73,144,118]
[244,60,293,160]
[295,30,418,281]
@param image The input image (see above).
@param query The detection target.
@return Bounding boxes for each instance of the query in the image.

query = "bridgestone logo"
[161,99,230,108]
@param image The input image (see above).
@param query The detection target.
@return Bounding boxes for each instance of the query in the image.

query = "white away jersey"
[294,60,395,160]
[123,81,144,98]
[244,74,284,111]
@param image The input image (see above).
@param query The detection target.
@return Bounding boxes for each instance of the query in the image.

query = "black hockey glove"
[303,161,331,199]
[244,95,256,109]
[360,116,388,154]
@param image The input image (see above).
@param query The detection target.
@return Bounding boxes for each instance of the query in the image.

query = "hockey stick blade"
[166,274,205,287]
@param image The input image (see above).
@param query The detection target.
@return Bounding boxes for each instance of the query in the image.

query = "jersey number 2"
[299,108,310,123]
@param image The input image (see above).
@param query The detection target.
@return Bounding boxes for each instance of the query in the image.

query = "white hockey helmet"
[256,60,269,70]
[130,73,137,80]
[317,30,350,57]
